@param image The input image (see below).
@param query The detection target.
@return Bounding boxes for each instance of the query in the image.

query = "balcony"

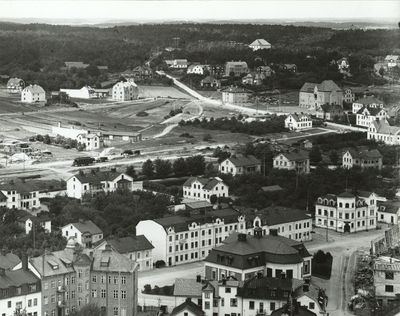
[57,300,66,307]
[57,286,66,292]
[256,309,266,316]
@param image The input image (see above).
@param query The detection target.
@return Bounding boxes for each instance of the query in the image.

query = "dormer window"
[47,260,59,270]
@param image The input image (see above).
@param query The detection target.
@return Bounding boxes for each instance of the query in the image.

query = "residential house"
[242,72,265,86]
[249,39,272,51]
[187,65,206,75]
[200,76,220,89]
[316,104,344,121]
[367,120,400,145]
[273,150,310,173]
[257,66,273,77]
[222,87,248,104]
[0,252,21,270]
[271,300,317,316]
[204,228,312,281]
[282,64,297,74]
[94,235,154,271]
[377,200,400,225]
[183,177,229,202]
[342,148,383,170]
[285,113,312,130]
[6,78,25,93]
[0,259,42,316]
[21,85,46,103]
[356,107,388,127]
[112,79,139,101]
[315,190,384,233]
[60,86,95,99]
[173,278,209,307]
[206,65,224,78]
[132,66,153,79]
[373,256,400,306]
[224,61,249,77]
[67,168,134,199]
[299,80,343,110]
[171,298,204,316]
[294,281,327,314]
[343,88,355,103]
[61,219,103,248]
[352,96,385,114]
[166,59,188,69]
[385,55,400,69]
[76,133,102,151]
[17,213,52,234]
[219,155,261,176]
[0,180,40,209]
[17,242,138,316]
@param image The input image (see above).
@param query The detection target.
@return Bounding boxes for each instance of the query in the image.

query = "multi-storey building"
[112,79,139,101]
[352,96,385,114]
[373,256,400,306]
[367,120,400,145]
[221,87,248,104]
[218,155,261,176]
[0,258,42,316]
[248,39,272,51]
[76,133,102,151]
[16,241,138,316]
[299,80,343,110]
[224,61,249,77]
[315,190,384,233]
[204,228,312,281]
[273,150,310,174]
[182,177,229,202]
[66,169,134,199]
[356,106,388,128]
[285,113,312,130]
[95,235,154,272]
[61,220,103,248]
[0,181,40,209]
[342,148,383,170]
[343,88,355,103]
[377,200,400,225]
[21,85,46,103]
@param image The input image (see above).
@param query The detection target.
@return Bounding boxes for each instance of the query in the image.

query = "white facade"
[183,177,229,202]
[61,222,103,247]
[374,258,400,306]
[0,188,40,210]
[356,108,388,127]
[25,218,51,234]
[136,220,167,264]
[21,85,46,103]
[76,133,101,150]
[60,86,95,99]
[112,79,139,101]
[285,114,312,130]
[0,288,41,316]
[187,65,205,75]
[52,122,88,139]
[367,121,400,145]
[273,152,310,174]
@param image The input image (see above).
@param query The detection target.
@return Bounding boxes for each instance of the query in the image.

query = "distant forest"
[0,22,398,90]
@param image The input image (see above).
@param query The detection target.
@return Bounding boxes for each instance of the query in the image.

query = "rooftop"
[105,235,154,254]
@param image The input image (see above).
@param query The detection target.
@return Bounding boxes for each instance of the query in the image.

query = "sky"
[0,0,399,22]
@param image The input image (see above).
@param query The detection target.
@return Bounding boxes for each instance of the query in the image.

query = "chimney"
[238,233,247,242]
[302,283,309,292]
[22,255,29,270]
[269,228,278,236]
[89,251,94,261]
[196,275,201,283]
[79,170,84,176]
[104,244,112,252]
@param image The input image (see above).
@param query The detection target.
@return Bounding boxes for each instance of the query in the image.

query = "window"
[114,307,119,316]
[34,298,37,306]
[78,297,83,306]
[121,276,126,284]
[385,285,394,292]
[205,302,210,309]
[249,301,254,310]
[44,296,48,304]
[114,276,118,284]
[309,302,315,309]
[78,269,83,278]
[230,298,238,307]
[92,289,97,298]
[121,308,126,316]
[78,283,82,292]
[225,287,231,293]
[121,290,126,299]
[270,302,276,311]
[205,293,210,299]
[71,276,75,284]
[101,290,106,298]
[51,294,56,303]
[92,275,97,283]
[71,291,76,299]
[29,284,36,292]
[44,282,48,290]
[113,290,118,299]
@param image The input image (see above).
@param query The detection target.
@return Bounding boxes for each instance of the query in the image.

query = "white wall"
[136,220,165,263]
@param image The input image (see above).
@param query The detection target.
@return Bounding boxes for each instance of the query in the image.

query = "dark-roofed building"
[273,150,310,173]
[222,86,248,104]
[377,200,400,225]
[132,65,153,79]
[66,169,135,199]
[315,190,384,233]
[367,120,400,145]
[61,219,103,248]
[373,256,400,307]
[270,300,317,316]
[219,155,261,176]
[352,95,385,114]
[183,177,229,202]
[17,212,52,234]
[94,235,154,271]
[0,180,40,209]
[173,278,206,306]
[171,298,205,316]
[299,80,343,110]
[18,243,138,316]
[285,113,312,130]
[0,258,41,316]
[204,228,312,281]
[200,76,221,89]
[356,106,388,127]
[260,185,284,193]
[0,252,21,270]
[224,61,249,76]
[342,148,383,170]
[316,103,344,121]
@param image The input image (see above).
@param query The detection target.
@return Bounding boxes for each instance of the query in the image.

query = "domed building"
[7,78,25,93]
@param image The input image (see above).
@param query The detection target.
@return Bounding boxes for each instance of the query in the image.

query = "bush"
[136,111,149,117]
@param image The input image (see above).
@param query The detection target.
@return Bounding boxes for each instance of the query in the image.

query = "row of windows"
[318,209,374,218]
[2,285,37,297]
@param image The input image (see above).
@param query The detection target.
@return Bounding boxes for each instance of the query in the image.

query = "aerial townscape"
[0,1,400,316]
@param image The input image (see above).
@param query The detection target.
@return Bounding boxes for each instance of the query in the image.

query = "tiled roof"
[64,220,102,235]
[354,96,385,106]
[274,150,309,161]
[379,200,400,214]
[0,181,39,193]
[201,76,217,83]
[356,106,387,116]
[345,148,383,159]
[294,283,324,309]
[319,104,343,113]
[7,78,24,86]
[0,269,40,289]
[18,213,51,223]
[317,80,342,92]
[24,85,45,94]
[225,155,261,167]
[174,278,204,297]
[370,120,400,134]
[257,207,311,225]
[337,191,355,198]
[170,299,205,316]
[105,235,154,253]
[0,253,21,270]
[72,170,123,184]
[300,82,316,93]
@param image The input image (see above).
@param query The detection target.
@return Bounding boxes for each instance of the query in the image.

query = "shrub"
[136,111,149,117]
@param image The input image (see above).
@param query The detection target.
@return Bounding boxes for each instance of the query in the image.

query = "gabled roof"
[370,120,400,135]
[274,150,309,162]
[300,82,317,93]
[317,80,342,92]
[287,113,311,122]
[24,85,45,94]
[379,200,400,214]
[105,235,154,254]
[183,177,226,190]
[356,106,387,116]
[222,86,248,94]
[0,181,40,193]
[354,96,385,106]
[256,206,311,226]
[294,283,325,310]
[0,269,40,289]
[249,39,271,47]
[201,76,217,83]
[174,278,204,297]
[18,213,51,223]
[170,299,205,316]
[7,78,24,86]
[319,104,343,113]
[224,155,261,167]
[71,170,125,184]
[0,253,21,270]
[344,148,383,159]
[63,220,102,235]
[337,191,355,198]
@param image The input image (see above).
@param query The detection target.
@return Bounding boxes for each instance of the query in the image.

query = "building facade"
[60,86,95,99]
[373,257,400,306]
[21,85,46,103]
[248,39,272,51]
[367,120,400,145]
[61,220,103,248]
[285,114,312,130]
[273,151,310,174]
[342,149,383,170]
[377,200,400,225]
[219,155,261,176]
[299,80,343,110]
[0,181,40,210]
[352,96,385,114]
[76,133,102,151]
[224,61,249,77]
[112,79,139,101]
[183,177,229,202]
[356,107,388,128]
[221,87,248,104]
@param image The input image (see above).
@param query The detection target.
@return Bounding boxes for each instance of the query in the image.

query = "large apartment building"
[15,241,138,316]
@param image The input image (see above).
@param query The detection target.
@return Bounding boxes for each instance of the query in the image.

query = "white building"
[66,168,134,199]
[187,65,206,75]
[315,190,385,233]
[0,181,40,210]
[94,235,154,271]
[367,120,400,145]
[273,150,310,174]
[356,106,388,128]
[60,86,95,99]
[285,113,312,130]
[112,79,139,101]
[17,213,52,234]
[377,200,400,225]
[352,96,385,114]
[248,39,272,51]
[61,219,103,248]
[21,85,46,103]
[183,177,229,202]
[219,155,261,176]
[342,148,383,170]
[76,133,101,150]
[52,122,88,140]
[373,256,400,306]
[299,80,343,110]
